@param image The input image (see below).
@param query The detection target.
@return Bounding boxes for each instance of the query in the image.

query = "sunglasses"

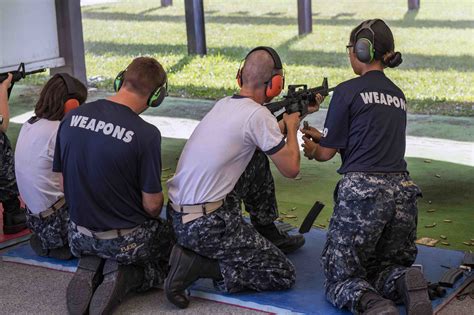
[346,44,354,53]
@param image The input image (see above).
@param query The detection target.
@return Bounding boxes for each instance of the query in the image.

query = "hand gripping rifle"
[0,63,46,99]
[265,77,334,121]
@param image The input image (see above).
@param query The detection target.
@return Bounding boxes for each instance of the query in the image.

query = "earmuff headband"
[236,46,285,98]
[56,73,81,114]
[114,69,168,108]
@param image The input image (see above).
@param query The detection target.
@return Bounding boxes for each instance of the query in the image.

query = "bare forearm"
[286,126,300,163]
[0,91,9,132]
[313,145,337,161]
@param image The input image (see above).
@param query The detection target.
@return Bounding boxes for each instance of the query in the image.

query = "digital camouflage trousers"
[69,218,175,292]
[170,149,296,293]
[321,172,421,313]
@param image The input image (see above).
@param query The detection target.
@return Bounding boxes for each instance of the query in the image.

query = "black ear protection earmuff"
[236,46,285,98]
[114,69,168,108]
[353,19,381,64]
[56,73,81,114]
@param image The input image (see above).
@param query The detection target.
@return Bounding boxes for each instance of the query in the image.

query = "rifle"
[265,77,335,121]
[0,63,46,98]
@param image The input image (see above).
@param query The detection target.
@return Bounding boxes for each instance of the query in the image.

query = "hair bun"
[387,51,403,68]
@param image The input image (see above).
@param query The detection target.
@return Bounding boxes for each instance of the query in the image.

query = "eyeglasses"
[346,44,353,53]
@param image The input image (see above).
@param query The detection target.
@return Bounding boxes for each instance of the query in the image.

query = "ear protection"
[353,19,381,64]
[236,46,285,98]
[56,73,81,114]
[114,70,168,108]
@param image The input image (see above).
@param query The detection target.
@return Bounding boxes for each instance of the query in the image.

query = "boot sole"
[165,245,190,309]
[402,268,433,315]
[89,260,135,315]
[67,256,105,315]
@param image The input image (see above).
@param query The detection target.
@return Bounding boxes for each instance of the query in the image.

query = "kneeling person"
[165,47,320,308]
[0,74,27,234]
[15,73,87,259]
[53,57,174,314]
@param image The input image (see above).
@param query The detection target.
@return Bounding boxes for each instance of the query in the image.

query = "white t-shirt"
[15,118,64,214]
[167,96,284,205]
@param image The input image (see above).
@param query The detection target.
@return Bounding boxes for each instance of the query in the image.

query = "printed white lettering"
[373,92,380,103]
[400,98,406,111]
[79,116,89,128]
[379,93,387,105]
[322,128,328,138]
[103,123,114,135]
[122,131,135,143]
[95,120,106,132]
[112,125,126,140]
[70,116,135,143]
[70,115,82,127]
[393,97,400,108]
[85,118,96,131]
[360,92,373,104]
[386,95,393,106]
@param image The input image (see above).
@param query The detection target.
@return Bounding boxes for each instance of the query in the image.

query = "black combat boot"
[89,259,144,315]
[396,268,433,315]
[2,196,27,234]
[358,292,399,315]
[253,221,305,254]
[67,256,105,315]
[165,244,222,309]
[30,234,73,260]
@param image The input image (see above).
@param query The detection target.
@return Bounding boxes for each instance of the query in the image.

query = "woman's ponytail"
[382,51,403,68]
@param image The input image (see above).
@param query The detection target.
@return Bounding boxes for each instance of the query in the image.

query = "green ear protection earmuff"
[353,19,380,64]
[113,69,168,108]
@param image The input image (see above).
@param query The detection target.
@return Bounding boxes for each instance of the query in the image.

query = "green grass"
[20,0,474,116]
[78,0,474,116]
[159,137,474,252]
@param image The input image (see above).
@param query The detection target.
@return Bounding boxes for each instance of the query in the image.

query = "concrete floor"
[0,253,264,315]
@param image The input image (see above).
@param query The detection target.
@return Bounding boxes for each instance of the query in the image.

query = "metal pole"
[408,0,420,10]
[297,0,312,35]
[51,0,87,85]
[184,0,207,55]
[161,0,173,7]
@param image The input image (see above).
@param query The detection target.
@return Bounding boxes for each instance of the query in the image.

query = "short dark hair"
[35,74,87,120]
[122,57,167,97]
[350,19,401,67]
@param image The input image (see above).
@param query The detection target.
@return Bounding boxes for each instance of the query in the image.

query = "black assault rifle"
[0,63,46,99]
[265,77,335,121]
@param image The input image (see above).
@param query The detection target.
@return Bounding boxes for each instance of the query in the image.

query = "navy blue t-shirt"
[319,70,408,174]
[53,100,162,231]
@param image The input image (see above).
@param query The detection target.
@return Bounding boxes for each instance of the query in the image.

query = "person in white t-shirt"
[15,73,87,259]
[165,47,324,309]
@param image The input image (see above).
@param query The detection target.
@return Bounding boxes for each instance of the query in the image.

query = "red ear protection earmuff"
[56,73,81,114]
[64,99,80,114]
[236,46,285,98]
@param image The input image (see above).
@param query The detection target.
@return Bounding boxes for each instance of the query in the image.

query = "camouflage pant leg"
[69,218,175,292]
[170,203,295,293]
[231,149,278,226]
[26,204,69,249]
[0,132,19,201]
[321,173,416,313]
[370,174,420,301]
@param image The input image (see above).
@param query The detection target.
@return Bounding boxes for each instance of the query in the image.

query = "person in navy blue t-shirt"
[53,57,174,314]
[301,20,432,315]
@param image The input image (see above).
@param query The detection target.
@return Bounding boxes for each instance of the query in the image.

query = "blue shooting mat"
[1,228,470,314]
